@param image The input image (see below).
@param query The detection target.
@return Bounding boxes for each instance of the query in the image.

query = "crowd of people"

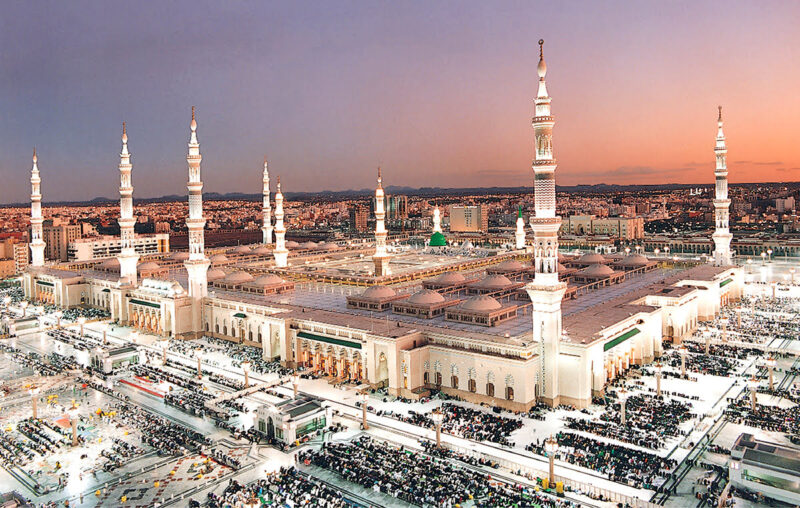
[299,436,578,507]
[724,397,800,437]
[112,401,211,456]
[527,432,677,490]
[377,402,522,446]
[166,336,292,376]
[206,467,348,508]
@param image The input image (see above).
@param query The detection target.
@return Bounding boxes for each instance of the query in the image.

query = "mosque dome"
[207,268,226,281]
[407,289,446,305]
[210,254,229,263]
[286,241,300,249]
[461,240,475,249]
[577,252,607,265]
[99,258,119,270]
[580,264,614,277]
[299,241,318,250]
[224,271,254,284]
[170,282,185,295]
[251,274,285,287]
[233,245,251,254]
[170,251,190,261]
[361,285,397,300]
[618,254,649,268]
[458,295,502,312]
[494,260,526,271]
[137,261,160,272]
[251,246,270,256]
[429,232,447,247]
[431,272,466,285]
[473,274,514,290]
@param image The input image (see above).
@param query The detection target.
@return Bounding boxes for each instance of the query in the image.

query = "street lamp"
[360,392,369,430]
[544,435,559,486]
[2,296,10,310]
[242,360,251,388]
[790,268,796,285]
[291,373,300,399]
[765,356,777,391]
[618,387,629,425]
[720,316,729,343]
[197,354,203,379]
[679,345,688,378]
[747,375,759,411]
[430,410,445,449]
[767,249,773,262]
[77,316,86,338]
[68,406,80,447]
[747,258,752,273]
[29,386,40,419]
[654,362,663,397]
[654,248,660,258]
[761,252,767,265]
[624,247,631,256]
[54,310,63,329]
[20,300,28,318]
[704,330,711,355]
[664,246,670,256]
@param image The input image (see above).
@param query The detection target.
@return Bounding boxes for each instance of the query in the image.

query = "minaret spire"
[515,204,526,250]
[184,107,211,333]
[262,157,273,245]
[526,39,568,408]
[29,147,46,267]
[117,121,139,284]
[273,175,288,267]
[432,203,442,234]
[712,106,732,266]
[372,167,390,276]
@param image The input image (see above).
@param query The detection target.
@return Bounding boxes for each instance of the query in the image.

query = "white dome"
[431,272,466,285]
[577,252,607,264]
[99,258,119,270]
[407,289,446,305]
[299,241,318,250]
[170,282,185,294]
[207,268,226,281]
[581,264,614,277]
[473,274,513,290]
[461,240,475,249]
[251,246,270,255]
[458,295,502,312]
[170,251,190,261]
[137,261,160,272]
[233,245,251,254]
[250,274,285,287]
[224,271,254,284]
[361,285,397,300]
[210,254,229,263]
[285,241,300,249]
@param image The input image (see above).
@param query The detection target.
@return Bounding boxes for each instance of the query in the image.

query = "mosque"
[22,41,742,410]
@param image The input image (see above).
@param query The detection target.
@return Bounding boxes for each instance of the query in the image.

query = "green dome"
[429,231,447,247]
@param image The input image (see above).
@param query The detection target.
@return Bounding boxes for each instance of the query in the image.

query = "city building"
[560,215,644,240]
[449,205,488,233]
[42,218,82,261]
[350,205,369,232]
[67,234,170,262]
[730,433,800,505]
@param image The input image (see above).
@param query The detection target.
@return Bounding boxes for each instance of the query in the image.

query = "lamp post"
[68,405,80,447]
[102,323,108,345]
[790,268,796,285]
[654,248,660,258]
[765,356,777,391]
[771,282,777,299]
[360,392,369,430]
[197,355,203,379]
[20,300,28,318]
[704,330,711,355]
[761,252,766,265]
[2,296,10,311]
[664,246,670,257]
[618,387,629,425]
[746,258,752,274]
[679,345,688,378]
[29,386,39,419]
[720,317,729,343]
[291,373,300,399]
[54,310,63,329]
[77,316,86,338]
[624,247,631,256]
[654,362,663,397]
[747,375,758,411]
[430,410,445,449]
[544,435,559,486]
[767,249,773,262]
[242,360,250,388]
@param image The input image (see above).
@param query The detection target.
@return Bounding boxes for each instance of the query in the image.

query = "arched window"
[249,331,253,341]
[423,372,429,385]
[223,325,228,336]
[451,375,458,389]
[486,382,495,397]
[205,322,209,332]
[468,379,476,393]
[215,323,219,333]
[435,372,442,387]
[506,386,514,401]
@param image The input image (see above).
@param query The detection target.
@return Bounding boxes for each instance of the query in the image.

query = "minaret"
[262,157,273,245]
[29,148,46,267]
[526,40,567,407]
[273,176,288,267]
[712,106,732,266]
[515,205,526,250]
[184,106,211,331]
[117,122,140,285]
[372,167,390,276]
[432,204,442,233]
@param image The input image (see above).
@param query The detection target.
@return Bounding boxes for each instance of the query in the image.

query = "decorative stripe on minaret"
[29,148,46,267]
[117,122,139,283]
[262,157,273,245]
[374,167,387,257]
[712,106,732,266]
[273,175,288,267]
[184,106,210,301]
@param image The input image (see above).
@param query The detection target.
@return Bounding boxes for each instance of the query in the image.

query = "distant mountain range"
[2,181,796,207]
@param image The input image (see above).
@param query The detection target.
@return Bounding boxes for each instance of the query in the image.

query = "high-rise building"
[350,205,369,232]
[42,219,82,262]
[448,205,488,233]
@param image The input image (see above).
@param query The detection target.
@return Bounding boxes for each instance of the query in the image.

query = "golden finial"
[33,147,37,162]
[539,39,544,59]
[191,106,195,121]
[718,105,722,122]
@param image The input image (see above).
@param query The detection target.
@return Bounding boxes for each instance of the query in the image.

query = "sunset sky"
[1,0,798,204]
